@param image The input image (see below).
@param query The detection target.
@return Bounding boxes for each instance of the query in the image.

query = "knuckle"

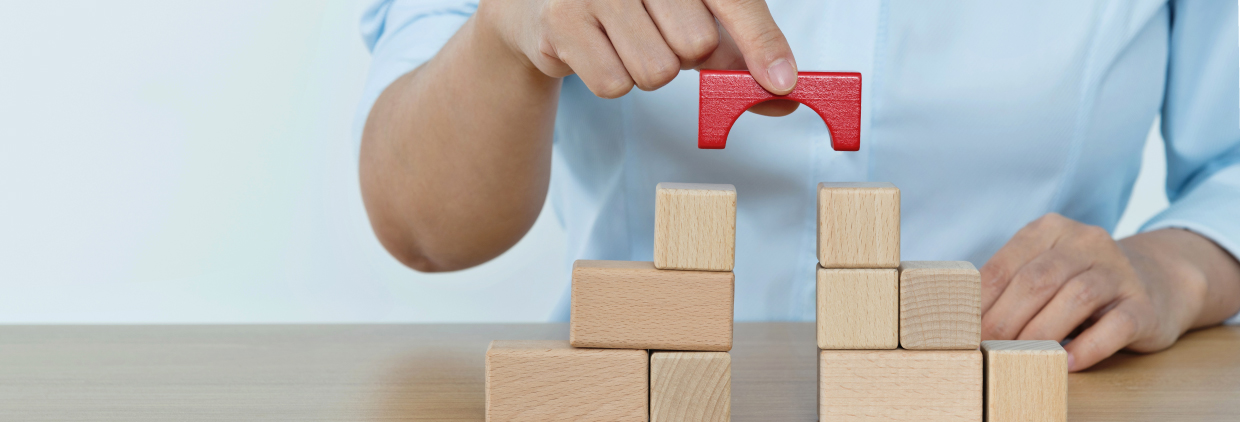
[1032,213,1066,230]
[1111,308,1140,338]
[983,319,1013,340]
[679,29,720,62]
[636,56,680,90]
[594,75,633,98]
[979,262,1008,287]
[1068,283,1100,308]
[1082,225,1112,243]
[749,25,786,50]
[1018,262,1060,296]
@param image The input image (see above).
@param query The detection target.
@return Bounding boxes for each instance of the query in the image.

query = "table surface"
[0,323,1236,421]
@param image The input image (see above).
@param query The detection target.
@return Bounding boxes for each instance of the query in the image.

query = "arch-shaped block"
[699,70,862,150]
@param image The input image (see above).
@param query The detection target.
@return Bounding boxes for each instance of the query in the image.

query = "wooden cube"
[571,260,733,351]
[817,182,900,268]
[650,352,731,422]
[817,267,899,349]
[819,349,982,422]
[981,341,1067,422]
[654,183,736,271]
[485,341,647,422]
[899,261,981,350]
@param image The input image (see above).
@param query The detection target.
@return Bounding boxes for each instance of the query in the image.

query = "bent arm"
[360,14,560,272]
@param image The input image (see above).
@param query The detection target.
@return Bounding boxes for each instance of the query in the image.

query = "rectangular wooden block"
[899,261,981,350]
[817,267,899,349]
[570,260,733,351]
[819,349,982,422]
[651,352,731,422]
[981,340,1067,422]
[817,182,900,268]
[485,340,647,422]
[654,183,737,271]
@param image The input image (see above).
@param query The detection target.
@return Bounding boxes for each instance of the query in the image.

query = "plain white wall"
[0,0,1167,323]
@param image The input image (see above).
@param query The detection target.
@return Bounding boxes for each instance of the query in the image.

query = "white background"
[0,0,1168,323]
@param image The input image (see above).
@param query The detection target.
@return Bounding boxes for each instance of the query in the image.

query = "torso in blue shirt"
[358,0,1240,322]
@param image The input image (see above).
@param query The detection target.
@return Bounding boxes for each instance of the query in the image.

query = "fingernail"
[1066,352,1076,371]
[767,58,795,93]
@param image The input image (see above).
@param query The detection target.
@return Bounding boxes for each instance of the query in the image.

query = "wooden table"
[0,323,1236,421]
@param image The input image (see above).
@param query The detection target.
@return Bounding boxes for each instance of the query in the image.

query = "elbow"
[369,219,477,273]
[383,239,460,273]
[366,210,525,273]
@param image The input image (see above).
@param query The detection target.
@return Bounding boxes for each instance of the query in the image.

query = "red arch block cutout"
[698,70,862,150]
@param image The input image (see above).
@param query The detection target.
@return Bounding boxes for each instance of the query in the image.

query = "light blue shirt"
[355,0,1240,322]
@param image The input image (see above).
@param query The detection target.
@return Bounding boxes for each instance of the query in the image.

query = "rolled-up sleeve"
[352,0,479,151]
[1141,1,1240,322]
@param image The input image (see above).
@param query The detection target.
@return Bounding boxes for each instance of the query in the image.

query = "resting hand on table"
[981,213,1240,372]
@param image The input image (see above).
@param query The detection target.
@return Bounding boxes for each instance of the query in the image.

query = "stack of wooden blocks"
[815,182,1068,422]
[486,183,736,422]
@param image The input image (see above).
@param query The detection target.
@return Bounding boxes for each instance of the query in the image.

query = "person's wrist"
[473,1,546,78]
[1119,230,1209,333]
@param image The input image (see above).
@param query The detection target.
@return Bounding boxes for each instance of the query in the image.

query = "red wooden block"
[698,70,862,150]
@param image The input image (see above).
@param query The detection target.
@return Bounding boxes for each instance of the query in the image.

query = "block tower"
[814,182,1067,421]
[486,183,736,422]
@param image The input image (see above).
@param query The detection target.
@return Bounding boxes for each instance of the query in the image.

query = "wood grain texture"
[819,349,982,422]
[817,182,900,268]
[570,260,733,351]
[0,324,1237,421]
[899,261,981,350]
[817,267,898,349]
[981,341,1067,422]
[651,352,731,422]
[654,183,737,272]
[485,341,647,422]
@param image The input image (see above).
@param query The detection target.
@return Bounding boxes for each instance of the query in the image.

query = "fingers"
[982,246,1094,340]
[1016,269,1121,341]
[644,0,719,69]
[981,213,1073,314]
[747,99,800,116]
[704,0,797,94]
[1063,303,1141,371]
[592,2,680,91]
[549,13,635,98]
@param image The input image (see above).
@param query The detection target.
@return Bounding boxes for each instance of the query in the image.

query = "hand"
[980,213,1214,372]
[476,0,801,115]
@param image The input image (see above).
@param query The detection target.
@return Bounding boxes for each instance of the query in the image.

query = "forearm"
[1119,228,1240,331]
[360,15,561,272]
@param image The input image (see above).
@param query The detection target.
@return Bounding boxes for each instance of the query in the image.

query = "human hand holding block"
[981,340,1067,422]
[570,260,733,351]
[817,182,900,268]
[654,183,736,272]
[900,261,982,350]
[485,341,647,422]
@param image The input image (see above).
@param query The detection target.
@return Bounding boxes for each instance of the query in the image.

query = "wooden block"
[571,260,733,351]
[698,69,862,150]
[485,340,647,422]
[817,182,899,268]
[817,267,899,349]
[654,183,736,272]
[981,341,1067,422]
[819,349,982,422]
[651,352,731,422]
[899,261,981,350]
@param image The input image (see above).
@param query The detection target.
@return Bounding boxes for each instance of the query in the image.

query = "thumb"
[704,0,797,95]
